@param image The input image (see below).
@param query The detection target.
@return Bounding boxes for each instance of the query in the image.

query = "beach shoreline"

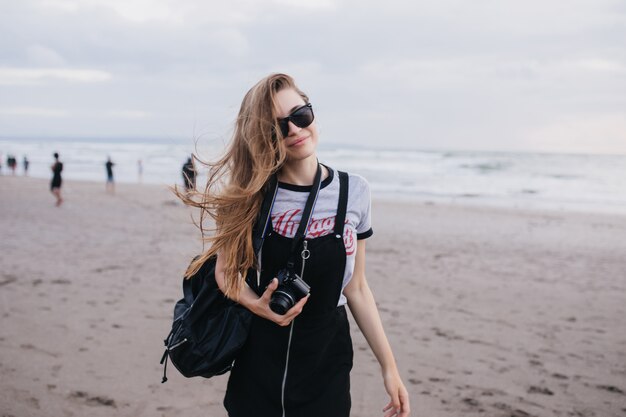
[1,176,625,417]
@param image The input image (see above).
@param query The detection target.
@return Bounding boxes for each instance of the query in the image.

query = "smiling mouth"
[289,136,308,147]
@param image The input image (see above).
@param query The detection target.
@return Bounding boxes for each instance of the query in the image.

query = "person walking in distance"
[50,152,63,207]
[181,156,196,191]
[105,156,115,194]
[137,159,143,183]
[7,155,17,175]
[23,155,30,176]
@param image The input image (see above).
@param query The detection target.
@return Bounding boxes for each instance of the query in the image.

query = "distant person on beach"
[174,74,410,417]
[137,159,143,183]
[50,152,63,207]
[23,156,29,176]
[105,157,115,194]
[181,156,196,191]
[7,155,17,175]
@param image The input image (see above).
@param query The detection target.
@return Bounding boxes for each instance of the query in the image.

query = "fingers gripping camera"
[269,268,311,315]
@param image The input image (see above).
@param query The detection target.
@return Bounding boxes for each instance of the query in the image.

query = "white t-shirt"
[269,166,373,306]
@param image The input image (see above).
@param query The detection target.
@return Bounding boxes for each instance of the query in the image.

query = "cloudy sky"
[1,0,625,153]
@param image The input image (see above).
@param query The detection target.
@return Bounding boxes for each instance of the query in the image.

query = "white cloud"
[25,45,67,66]
[524,113,626,154]
[358,56,626,90]
[576,59,626,73]
[271,0,336,10]
[0,106,69,117]
[40,0,184,22]
[0,67,112,85]
[104,110,151,119]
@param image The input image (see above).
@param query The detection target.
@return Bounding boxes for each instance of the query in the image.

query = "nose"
[287,120,301,136]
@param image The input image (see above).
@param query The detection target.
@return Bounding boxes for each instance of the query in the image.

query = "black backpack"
[160,257,252,381]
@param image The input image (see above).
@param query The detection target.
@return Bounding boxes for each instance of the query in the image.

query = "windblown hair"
[175,73,309,299]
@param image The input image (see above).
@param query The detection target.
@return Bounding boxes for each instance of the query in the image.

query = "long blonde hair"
[176,73,310,298]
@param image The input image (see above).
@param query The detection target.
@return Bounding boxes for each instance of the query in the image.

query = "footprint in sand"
[68,391,117,408]
[20,344,59,358]
[92,265,123,274]
[51,364,62,377]
[462,398,480,407]
[493,402,532,417]
[596,384,624,395]
[528,385,554,395]
[0,275,17,286]
[156,406,174,412]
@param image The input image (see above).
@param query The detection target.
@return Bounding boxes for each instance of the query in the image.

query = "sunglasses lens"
[277,104,314,138]
[291,106,314,129]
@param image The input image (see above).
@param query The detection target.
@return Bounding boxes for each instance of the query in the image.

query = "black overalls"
[225,171,353,417]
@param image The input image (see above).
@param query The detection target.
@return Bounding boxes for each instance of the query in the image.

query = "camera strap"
[286,162,323,271]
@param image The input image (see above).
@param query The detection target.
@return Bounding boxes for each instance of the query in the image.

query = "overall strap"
[333,171,349,236]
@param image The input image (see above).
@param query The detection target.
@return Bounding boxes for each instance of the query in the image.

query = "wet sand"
[1,176,625,417]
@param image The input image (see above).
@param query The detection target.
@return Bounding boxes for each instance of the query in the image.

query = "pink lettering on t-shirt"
[272,211,355,252]
[344,228,356,255]
[272,209,300,236]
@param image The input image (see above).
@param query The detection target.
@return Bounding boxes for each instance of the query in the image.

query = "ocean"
[1,137,625,214]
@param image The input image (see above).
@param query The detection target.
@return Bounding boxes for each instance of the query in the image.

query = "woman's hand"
[215,252,308,326]
[250,278,309,326]
[382,369,410,417]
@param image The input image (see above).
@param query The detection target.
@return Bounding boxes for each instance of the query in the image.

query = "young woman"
[50,152,63,207]
[180,74,410,417]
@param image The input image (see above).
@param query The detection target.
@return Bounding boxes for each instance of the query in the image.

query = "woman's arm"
[344,240,411,417]
[215,251,308,327]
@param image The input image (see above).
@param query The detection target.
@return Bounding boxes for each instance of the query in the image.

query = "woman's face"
[275,88,319,162]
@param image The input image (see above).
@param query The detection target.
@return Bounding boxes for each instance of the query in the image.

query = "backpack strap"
[252,174,278,255]
[183,174,279,306]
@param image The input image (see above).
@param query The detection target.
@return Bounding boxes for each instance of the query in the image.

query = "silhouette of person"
[7,155,17,175]
[137,159,143,183]
[182,156,196,191]
[50,152,63,207]
[23,156,29,176]
[105,156,115,194]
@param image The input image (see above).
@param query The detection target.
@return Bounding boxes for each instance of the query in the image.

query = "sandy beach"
[1,175,625,417]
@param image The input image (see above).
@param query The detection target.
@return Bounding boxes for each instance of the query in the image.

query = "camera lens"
[270,291,294,315]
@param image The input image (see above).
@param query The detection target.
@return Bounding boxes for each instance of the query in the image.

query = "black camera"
[269,268,311,315]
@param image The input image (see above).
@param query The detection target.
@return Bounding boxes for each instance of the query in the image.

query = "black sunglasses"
[277,103,314,138]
